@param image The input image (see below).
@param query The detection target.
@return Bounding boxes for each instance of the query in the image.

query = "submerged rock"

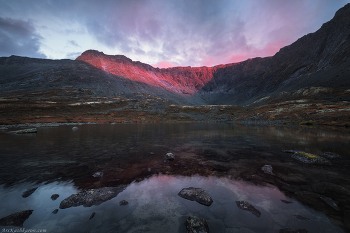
[7,128,37,134]
[293,215,310,220]
[59,186,126,209]
[279,229,308,233]
[89,212,95,219]
[164,152,175,162]
[92,172,104,178]
[281,200,293,204]
[236,201,261,217]
[0,210,33,227]
[320,152,341,159]
[119,200,128,206]
[184,216,209,233]
[291,151,331,165]
[52,209,58,214]
[178,187,213,206]
[262,165,274,175]
[22,187,38,198]
[51,194,59,200]
[320,197,340,211]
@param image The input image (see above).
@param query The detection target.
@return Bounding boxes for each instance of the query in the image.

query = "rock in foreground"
[291,151,331,165]
[0,210,33,227]
[6,128,37,134]
[262,165,274,175]
[184,216,209,233]
[59,186,126,209]
[22,187,38,198]
[178,187,213,206]
[236,201,261,217]
[164,152,175,162]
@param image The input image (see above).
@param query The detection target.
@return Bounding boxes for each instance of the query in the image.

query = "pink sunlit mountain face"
[76,50,236,96]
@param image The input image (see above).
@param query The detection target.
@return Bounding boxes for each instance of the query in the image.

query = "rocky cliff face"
[76,3,350,105]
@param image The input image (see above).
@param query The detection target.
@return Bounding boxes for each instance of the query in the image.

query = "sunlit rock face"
[76,50,235,95]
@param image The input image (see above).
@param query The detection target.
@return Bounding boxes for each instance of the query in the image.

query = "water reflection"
[0,123,349,232]
[0,175,345,233]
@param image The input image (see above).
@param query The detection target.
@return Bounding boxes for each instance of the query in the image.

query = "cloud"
[67,40,80,47]
[0,17,45,58]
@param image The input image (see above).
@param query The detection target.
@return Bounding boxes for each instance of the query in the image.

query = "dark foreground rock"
[279,228,308,233]
[236,201,261,217]
[184,216,209,233]
[59,186,126,209]
[0,210,33,227]
[178,187,213,206]
[262,165,274,175]
[89,212,95,219]
[164,152,175,162]
[119,200,128,206]
[51,194,59,200]
[6,128,37,134]
[22,187,38,198]
[291,151,331,165]
[52,209,58,214]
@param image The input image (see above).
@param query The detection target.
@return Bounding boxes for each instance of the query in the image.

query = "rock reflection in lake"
[0,123,349,232]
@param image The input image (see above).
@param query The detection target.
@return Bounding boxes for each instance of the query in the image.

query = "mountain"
[1,4,350,125]
[76,3,350,106]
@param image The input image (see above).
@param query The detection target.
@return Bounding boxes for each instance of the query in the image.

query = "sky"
[0,0,349,68]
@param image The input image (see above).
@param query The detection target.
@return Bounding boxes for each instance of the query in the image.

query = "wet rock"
[92,172,104,178]
[320,152,341,159]
[7,128,37,134]
[0,210,33,227]
[184,216,209,233]
[235,201,261,217]
[22,187,38,198]
[89,212,95,219]
[119,200,128,206]
[52,209,58,214]
[293,215,310,220]
[281,200,293,204]
[279,228,308,233]
[262,165,274,175]
[72,127,78,131]
[178,187,213,206]
[164,152,175,162]
[51,194,59,200]
[59,186,126,209]
[320,197,340,211]
[291,151,331,165]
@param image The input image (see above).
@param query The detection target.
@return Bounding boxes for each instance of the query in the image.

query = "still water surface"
[0,123,349,232]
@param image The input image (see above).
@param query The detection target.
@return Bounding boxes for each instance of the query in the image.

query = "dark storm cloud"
[0,17,45,58]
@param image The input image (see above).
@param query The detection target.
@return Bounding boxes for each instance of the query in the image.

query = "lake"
[0,123,349,233]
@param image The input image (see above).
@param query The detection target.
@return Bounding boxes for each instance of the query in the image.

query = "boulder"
[178,187,213,206]
[51,194,59,200]
[164,152,175,162]
[235,201,261,217]
[262,165,274,175]
[184,216,209,233]
[59,186,126,209]
[22,187,38,198]
[119,200,128,206]
[291,151,331,165]
[0,210,33,227]
[6,128,37,134]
